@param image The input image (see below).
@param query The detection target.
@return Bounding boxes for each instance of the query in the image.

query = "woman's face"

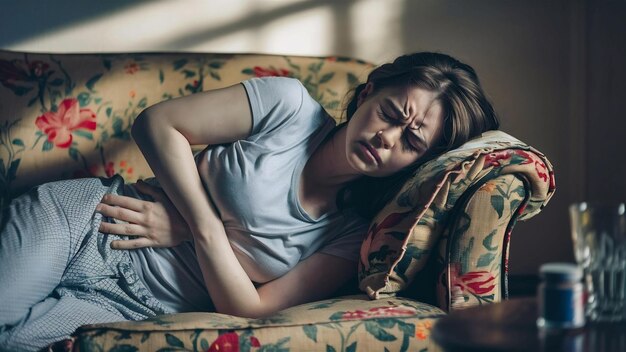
[345,82,445,177]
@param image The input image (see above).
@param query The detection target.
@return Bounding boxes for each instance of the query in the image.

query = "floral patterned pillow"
[358,130,556,300]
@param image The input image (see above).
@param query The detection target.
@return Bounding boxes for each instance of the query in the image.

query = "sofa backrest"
[0,50,374,206]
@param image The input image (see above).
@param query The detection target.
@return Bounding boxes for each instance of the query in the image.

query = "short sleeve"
[241,76,307,139]
[318,221,369,262]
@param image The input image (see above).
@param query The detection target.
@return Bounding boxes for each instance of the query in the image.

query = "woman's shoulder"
[242,76,306,100]
[242,76,327,141]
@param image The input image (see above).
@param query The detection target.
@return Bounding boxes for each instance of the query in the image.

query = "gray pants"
[0,175,168,352]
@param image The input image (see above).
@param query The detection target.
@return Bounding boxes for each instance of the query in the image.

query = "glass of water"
[569,202,626,322]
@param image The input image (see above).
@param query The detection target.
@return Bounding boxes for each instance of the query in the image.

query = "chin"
[348,155,373,174]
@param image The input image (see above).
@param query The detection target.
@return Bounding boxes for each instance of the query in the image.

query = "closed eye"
[408,133,427,151]
[376,109,394,123]
[377,109,423,152]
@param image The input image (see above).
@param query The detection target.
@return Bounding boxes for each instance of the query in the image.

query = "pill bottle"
[537,262,585,329]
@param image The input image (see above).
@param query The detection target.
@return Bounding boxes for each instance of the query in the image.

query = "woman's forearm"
[132,112,216,233]
[131,112,263,317]
[192,224,265,317]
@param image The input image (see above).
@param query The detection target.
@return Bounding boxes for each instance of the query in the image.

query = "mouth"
[359,142,382,165]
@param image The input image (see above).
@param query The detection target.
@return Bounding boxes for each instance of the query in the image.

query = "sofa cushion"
[73,294,445,352]
[358,130,556,301]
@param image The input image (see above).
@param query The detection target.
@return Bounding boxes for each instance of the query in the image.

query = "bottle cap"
[539,262,582,282]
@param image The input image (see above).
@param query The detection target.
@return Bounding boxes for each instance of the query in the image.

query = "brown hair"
[333,52,500,219]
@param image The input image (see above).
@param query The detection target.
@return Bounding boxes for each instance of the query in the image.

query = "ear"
[356,82,374,108]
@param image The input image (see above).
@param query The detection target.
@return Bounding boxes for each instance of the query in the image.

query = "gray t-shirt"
[127,77,369,312]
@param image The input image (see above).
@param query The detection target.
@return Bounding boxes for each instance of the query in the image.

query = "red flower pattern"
[484,149,554,189]
[208,332,239,352]
[207,332,260,352]
[125,62,140,74]
[483,151,512,168]
[253,66,290,77]
[35,98,97,148]
[512,150,533,165]
[360,210,412,269]
[513,149,549,183]
[0,59,50,86]
[30,61,50,77]
[534,160,549,183]
[341,305,417,320]
[415,320,433,340]
[450,264,496,295]
[102,162,115,178]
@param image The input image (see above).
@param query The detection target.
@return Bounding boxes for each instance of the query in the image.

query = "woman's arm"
[126,82,358,317]
[131,83,267,316]
[131,83,251,234]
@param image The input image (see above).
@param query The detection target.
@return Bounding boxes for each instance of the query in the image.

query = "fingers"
[111,237,153,250]
[96,202,144,224]
[98,220,147,237]
[100,193,146,212]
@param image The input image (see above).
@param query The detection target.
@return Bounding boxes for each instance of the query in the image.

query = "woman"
[0,52,498,351]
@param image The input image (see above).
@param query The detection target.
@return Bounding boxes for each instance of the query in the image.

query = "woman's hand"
[96,180,193,250]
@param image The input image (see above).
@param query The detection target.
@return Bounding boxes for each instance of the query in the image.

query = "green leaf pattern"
[239,56,365,116]
[72,296,443,351]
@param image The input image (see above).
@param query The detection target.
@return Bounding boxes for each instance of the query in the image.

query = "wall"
[586,0,626,203]
[2,0,624,275]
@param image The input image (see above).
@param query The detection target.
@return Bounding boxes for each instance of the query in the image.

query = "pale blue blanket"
[0,175,169,352]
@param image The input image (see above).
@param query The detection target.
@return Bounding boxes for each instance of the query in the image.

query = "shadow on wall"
[0,0,362,57]
[155,0,356,54]
[0,1,145,47]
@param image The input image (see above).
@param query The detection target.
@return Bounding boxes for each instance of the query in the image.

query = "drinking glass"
[569,202,626,322]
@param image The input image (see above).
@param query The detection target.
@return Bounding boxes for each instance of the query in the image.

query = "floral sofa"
[0,50,555,352]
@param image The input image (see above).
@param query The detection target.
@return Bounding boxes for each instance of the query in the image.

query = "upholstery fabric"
[358,131,556,309]
[74,295,445,352]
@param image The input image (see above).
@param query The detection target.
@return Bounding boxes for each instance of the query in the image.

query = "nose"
[376,127,402,149]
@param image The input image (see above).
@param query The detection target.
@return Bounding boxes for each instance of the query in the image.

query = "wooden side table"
[431,297,626,352]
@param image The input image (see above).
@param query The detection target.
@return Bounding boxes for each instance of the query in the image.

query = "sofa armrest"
[435,174,528,311]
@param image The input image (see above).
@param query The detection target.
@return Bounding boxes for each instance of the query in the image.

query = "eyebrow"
[383,99,408,120]
[383,99,428,132]
[383,99,432,149]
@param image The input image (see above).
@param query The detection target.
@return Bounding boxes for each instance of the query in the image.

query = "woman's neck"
[301,125,362,195]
